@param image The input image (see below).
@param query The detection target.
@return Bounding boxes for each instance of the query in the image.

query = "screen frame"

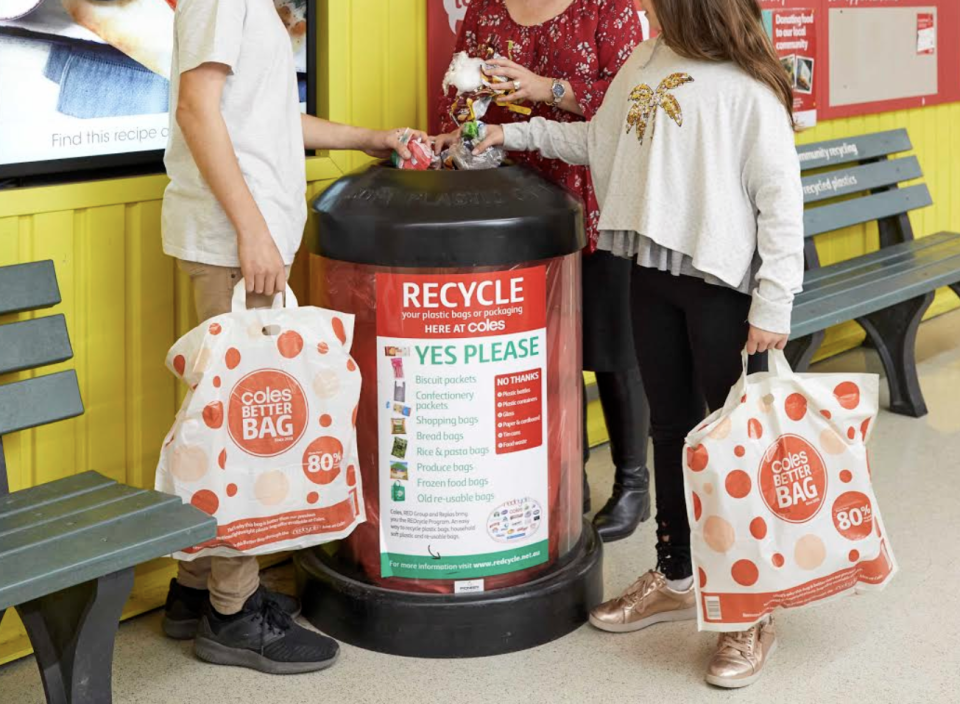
[0,0,319,184]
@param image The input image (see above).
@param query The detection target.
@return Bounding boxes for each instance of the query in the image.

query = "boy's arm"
[178,63,286,297]
[301,115,428,158]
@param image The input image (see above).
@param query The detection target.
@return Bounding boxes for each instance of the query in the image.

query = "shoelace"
[255,595,294,654]
[718,626,758,660]
[623,571,662,608]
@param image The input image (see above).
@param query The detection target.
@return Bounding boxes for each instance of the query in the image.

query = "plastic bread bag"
[683,349,896,632]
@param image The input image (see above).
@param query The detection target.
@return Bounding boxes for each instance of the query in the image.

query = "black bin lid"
[311,163,585,267]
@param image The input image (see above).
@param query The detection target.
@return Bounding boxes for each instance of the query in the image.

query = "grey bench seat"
[787,130,960,417]
[0,260,217,704]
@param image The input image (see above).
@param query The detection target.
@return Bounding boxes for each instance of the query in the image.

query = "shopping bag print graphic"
[156,283,365,559]
[683,350,896,631]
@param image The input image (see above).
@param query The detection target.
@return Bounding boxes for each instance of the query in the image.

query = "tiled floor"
[4,313,960,703]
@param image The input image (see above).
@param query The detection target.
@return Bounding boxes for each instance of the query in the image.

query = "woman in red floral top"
[437,0,651,542]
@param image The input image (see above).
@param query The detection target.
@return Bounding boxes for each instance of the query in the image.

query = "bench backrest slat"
[0,315,74,376]
[0,371,84,438]
[0,261,61,316]
[797,129,911,171]
[802,156,922,205]
[803,184,932,239]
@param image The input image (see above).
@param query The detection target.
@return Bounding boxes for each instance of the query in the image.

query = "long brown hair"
[651,0,795,128]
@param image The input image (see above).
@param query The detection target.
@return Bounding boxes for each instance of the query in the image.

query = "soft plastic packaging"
[683,350,897,631]
[156,284,365,560]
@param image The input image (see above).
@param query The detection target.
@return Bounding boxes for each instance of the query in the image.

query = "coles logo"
[228,370,308,457]
[758,434,828,523]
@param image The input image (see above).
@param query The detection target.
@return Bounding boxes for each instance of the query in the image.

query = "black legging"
[630,267,764,580]
[583,368,649,470]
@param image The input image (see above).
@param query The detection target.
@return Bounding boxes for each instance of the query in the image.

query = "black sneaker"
[163,579,301,640]
[194,588,339,674]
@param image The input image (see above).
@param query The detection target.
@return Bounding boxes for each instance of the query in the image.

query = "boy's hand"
[432,129,461,155]
[747,326,789,355]
[472,124,505,155]
[364,128,430,159]
[238,228,286,297]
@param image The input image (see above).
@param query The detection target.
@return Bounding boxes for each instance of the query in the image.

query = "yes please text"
[416,337,541,365]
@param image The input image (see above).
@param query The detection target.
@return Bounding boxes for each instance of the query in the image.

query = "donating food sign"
[374,267,550,588]
[761,1,819,128]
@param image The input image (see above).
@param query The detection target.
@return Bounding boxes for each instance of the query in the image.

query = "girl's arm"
[743,101,806,340]
[498,118,590,166]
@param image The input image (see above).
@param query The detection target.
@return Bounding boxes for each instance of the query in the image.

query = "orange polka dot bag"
[683,350,897,632]
[156,284,365,559]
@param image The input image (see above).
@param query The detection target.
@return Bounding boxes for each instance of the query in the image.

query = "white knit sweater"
[503,38,805,334]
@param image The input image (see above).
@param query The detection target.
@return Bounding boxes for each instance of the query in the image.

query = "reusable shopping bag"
[156,283,365,559]
[683,350,896,631]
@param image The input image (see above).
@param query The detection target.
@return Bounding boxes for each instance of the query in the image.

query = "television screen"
[0,0,314,180]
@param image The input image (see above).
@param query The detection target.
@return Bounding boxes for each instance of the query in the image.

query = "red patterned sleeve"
[437,4,484,134]
[567,0,641,120]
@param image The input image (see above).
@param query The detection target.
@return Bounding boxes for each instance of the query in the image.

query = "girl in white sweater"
[476,0,804,688]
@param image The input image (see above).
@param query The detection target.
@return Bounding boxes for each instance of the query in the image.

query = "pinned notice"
[917,13,936,56]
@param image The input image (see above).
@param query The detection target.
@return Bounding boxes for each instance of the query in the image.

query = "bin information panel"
[376,267,550,584]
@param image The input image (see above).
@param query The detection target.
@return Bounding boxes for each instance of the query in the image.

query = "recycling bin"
[295,163,603,657]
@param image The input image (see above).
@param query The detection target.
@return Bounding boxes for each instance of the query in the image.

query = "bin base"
[294,520,603,658]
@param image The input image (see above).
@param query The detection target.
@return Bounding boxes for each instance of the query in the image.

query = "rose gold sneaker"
[705,620,778,689]
[589,570,696,633]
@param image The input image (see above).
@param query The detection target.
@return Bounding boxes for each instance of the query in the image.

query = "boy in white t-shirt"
[161,0,425,674]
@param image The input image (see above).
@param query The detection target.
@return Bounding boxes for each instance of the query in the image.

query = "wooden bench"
[788,129,960,417]
[0,261,217,704]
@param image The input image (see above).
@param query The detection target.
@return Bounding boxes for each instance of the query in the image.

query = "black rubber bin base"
[294,519,604,658]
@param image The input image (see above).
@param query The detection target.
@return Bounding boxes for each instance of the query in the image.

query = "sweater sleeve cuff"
[748,292,793,336]
[502,123,529,152]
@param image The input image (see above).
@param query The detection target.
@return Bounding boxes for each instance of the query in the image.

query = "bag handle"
[719,348,796,417]
[231,280,299,312]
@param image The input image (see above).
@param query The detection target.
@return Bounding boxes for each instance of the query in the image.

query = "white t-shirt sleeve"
[175,0,246,74]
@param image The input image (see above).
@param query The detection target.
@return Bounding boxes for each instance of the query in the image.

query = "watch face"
[553,82,565,99]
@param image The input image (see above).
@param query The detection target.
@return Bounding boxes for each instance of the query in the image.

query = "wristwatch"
[548,78,566,107]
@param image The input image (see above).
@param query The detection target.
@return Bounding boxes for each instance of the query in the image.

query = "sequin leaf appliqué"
[626,73,694,145]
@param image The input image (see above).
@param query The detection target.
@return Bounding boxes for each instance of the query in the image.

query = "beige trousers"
[175,260,290,614]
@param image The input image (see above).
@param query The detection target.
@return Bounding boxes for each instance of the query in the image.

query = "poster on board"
[761,2,819,128]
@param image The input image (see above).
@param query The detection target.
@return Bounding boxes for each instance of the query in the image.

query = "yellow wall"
[1,0,958,663]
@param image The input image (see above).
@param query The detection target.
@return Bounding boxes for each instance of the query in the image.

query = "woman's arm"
[486,0,641,119]
[743,102,805,345]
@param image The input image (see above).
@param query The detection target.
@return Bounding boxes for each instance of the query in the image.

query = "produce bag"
[683,350,896,631]
[156,283,365,560]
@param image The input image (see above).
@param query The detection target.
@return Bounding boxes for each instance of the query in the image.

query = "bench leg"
[857,292,935,418]
[785,331,825,372]
[15,568,134,704]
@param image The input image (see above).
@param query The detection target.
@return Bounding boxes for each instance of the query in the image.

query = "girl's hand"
[364,128,430,159]
[747,326,789,355]
[485,57,552,105]
[432,129,461,155]
[472,124,505,155]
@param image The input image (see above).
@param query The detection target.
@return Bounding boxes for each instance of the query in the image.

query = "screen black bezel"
[0,0,319,186]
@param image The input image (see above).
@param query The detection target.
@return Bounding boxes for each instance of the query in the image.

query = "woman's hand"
[363,128,430,159]
[485,57,553,105]
[747,326,789,355]
[472,124,505,155]
[432,129,461,155]
[238,226,286,297]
